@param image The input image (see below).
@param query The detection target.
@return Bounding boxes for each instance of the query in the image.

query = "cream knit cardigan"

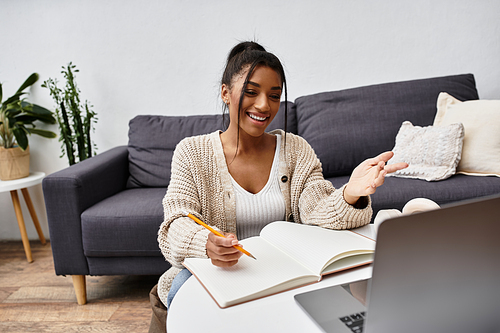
[157,130,372,304]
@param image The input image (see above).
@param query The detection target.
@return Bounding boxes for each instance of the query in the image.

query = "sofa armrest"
[42,146,129,275]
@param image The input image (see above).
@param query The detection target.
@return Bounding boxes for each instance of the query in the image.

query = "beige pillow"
[387,121,464,181]
[434,92,500,177]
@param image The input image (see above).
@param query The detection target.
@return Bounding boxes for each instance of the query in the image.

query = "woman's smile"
[247,112,269,123]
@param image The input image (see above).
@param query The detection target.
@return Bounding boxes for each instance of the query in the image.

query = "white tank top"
[231,134,286,239]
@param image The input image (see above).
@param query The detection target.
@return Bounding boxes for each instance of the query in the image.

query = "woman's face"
[222,65,282,138]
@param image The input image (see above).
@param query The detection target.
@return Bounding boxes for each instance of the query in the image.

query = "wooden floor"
[0,241,160,332]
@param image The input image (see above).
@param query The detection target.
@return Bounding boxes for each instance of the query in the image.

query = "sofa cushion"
[434,92,500,177]
[386,121,464,181]
[127,102,296,188]
[127,114,224,188]
[82,188,166,257]
[327,174,500,221]
[368,174,500,213]
[295,74,479,178]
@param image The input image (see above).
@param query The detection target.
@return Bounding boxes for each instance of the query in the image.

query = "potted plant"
[43,62,97,166]
[0,73,57,180]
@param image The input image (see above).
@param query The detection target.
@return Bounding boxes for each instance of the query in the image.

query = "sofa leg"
[72,275,87,305]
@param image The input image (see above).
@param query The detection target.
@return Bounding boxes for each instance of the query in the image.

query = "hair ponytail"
[226,41,266,65]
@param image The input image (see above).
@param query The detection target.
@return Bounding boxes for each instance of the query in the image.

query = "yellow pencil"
[181,210,257,260]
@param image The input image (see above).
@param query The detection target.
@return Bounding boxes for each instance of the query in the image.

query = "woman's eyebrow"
[248,81,282,90]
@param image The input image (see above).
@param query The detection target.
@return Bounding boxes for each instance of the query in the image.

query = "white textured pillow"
[387,121,464,181]
[434,92,500,177]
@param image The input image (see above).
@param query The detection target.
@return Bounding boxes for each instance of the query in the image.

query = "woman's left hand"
[344,151,408,205]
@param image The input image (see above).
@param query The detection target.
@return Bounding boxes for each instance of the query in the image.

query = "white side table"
[0,171,47,262]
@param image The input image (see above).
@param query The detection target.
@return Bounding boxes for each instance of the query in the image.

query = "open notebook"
[183,222,375,308]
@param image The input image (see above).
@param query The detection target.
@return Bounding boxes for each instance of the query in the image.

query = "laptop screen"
[296,194,500,333]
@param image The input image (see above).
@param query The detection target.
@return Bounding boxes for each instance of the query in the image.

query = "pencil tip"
[251,255,257,260]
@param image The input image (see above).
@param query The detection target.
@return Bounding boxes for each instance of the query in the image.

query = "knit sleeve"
[157,139,211,269]
[288,135,372,229]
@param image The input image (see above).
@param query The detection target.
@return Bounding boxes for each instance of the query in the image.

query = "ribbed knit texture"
[156,130,372,305]
[232,134,286,240]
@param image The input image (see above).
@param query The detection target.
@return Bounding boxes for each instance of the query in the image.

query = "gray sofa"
[43,73,500,304]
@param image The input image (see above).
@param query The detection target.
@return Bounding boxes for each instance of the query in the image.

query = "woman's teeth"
[248,113,266,121]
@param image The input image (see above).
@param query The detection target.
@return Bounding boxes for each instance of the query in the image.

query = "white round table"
[167,265,373,332]
[0,172,46,262]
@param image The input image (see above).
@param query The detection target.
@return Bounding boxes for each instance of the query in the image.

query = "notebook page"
[260,222,375,274]
[183,236,318,307]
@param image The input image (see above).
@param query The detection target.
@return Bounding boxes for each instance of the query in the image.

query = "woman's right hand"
[206,232,243,267]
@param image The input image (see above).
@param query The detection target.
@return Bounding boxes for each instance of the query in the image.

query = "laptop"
[294,194,500,333]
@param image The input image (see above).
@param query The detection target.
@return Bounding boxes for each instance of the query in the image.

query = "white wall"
[1,0,499,240]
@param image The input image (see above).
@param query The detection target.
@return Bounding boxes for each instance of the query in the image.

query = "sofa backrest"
[295,74,479,178]
[126,101,296,188]
[127,74,479,186]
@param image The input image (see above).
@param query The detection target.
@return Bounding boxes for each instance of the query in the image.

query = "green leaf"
[13,115,39,123]
[26,103,56,123]
[3,91,26,105]
[33,113,57,124]
[29,128,57,139]
[12,127,29,150]
[16,73,39,94]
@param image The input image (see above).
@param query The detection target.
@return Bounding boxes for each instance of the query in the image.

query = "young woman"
[149,41,407,332]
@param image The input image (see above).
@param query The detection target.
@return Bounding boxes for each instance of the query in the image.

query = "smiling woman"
[221,66,283,194]
[149,41,408,333]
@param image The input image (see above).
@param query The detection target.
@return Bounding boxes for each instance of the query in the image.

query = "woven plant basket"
[0,146,30,181]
